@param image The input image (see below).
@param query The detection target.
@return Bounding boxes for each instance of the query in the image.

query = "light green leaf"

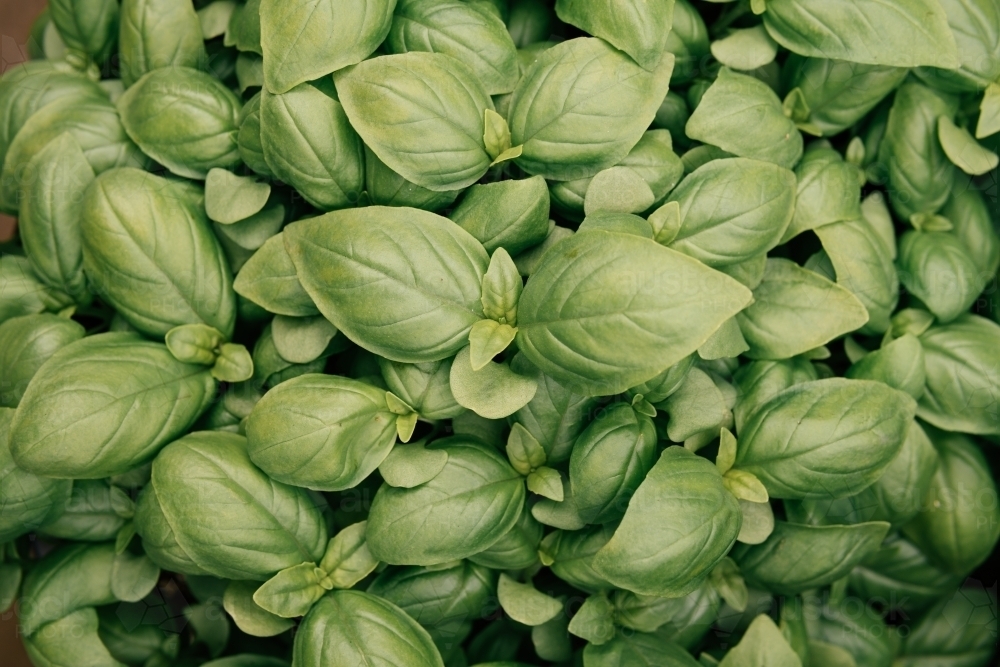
[737,499,775,545]
[23,608,126,667]
[898,231,981,324]
[469,320,518,371]
[498,573,562,626]
[271,315,338,365]
[0,314,85,409]
[253,563,327,618]
[260,0,395,93]
[48,0,119,64]
[723,470,769,503]
[845,333,926,400]
[710,558,748,612]
[737,259,870,360]
[937,116,999,175]
[663,368,729,443]
[584,167,656,216]
[568,594,615,645]
[213,343,254,383]
[379,443,449,488]
[761,0,959,69]
[449,176,550,255]
[233,233,319,318]
[120,0,208,87]
[110,551,160,603]
[481,248,523,325]
[335,52,494,192]
[711,25,777,71]
[166,324,225,366]
[976,83,1000,138]
[527,467,564,501]
[450,346,537,419]
[782,147,862,243]
[554,0,675,70]
[649,200,682,245]
[198,1,238,40]
[484,108,512,159]
[205,169,271,224]
[318,521,379,590]
[718,614,801,667]
[716,428,738,475]
[698,318,749,360]
[223,580,295,637]
[686,68,802,168]
[378,358,463,421]
[506,422,546,476]
[491,144,523,166]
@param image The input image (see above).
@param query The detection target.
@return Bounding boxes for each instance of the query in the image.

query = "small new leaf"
[649,200,681,245]
[318,522,379,590]
[976,83,1000,139]
[751,0,767,15]
[938,116,999,175]
[469,319,518,370]
[567,594,615,645]
[212,343,254,382]
[909,213,953,232]
[630,394,657,418]
[724,469,769,503]
[782,88,811,124]
[253,563,326,618]
[166,324,225,366]
[498,574,563,626]
[527,467,564,501]
[717,428,737,475]
[485,108,512,160]
[450,347,537,419]
[710,558,749,613]
[223,581,295,638]
[481,248,523,324]
[506,422,546,475]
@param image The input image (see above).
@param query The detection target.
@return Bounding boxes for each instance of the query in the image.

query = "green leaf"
[484,108,513,159]
[508,38,674,180]
[506,422,546,476]
[737,499,775,545]
[48,0,119,64]
[184,602,230,658]
[166,324,225,366]
[450,347,538,419]
[23,608,125,666]
[663,367,730,444]
[19,543,118,636]
[584,167,656,216]
[120,0,208,87]
[686,68,802,169]
[532,609,572,662]
[718,614,801,667]
[666,158,796,267]
[527,467,564,501]
[213,343,254,383]
[118,67,242,179]
[898,231,982,323]
[293,590,445,666]
[481,248,523,325]
[569,403,657,525]
[845,333,926,400]
[737,259,870,360]
[271,315,338,365]
[517,230,752,396]
[943,175,1000,278]
[734,378,917,499]
[19,133,94,300]
[35,480,129,543]
[976,83,1000,138]
[469,320,518,371]
[782,87,811,124]
[937,116,999,175]
[285,207,489,363]
[710,25,777,71]
[568,594,615,645]
[716,428,737,475]
[223,580,295,637]
[491,144,523,166]
[903,429,1000,574]
[82,169,236,338]
[318,521,379,589]
[260,83,365,210]
[378,358,464,421]
[388,0,518,95]
[260,0,395,93]
[593,447,742,598]
[532,478,586,531]
[761,0,959,69]
[205,169,270,224]
[737,521,890,595]
[110,551,160,603]
[710,558,748,612]
[335,52,494,191]
[469,506,544,570]
[723,470,768,503]
[498,573,562,626]
[649,200,682,245]
[0,314,85,409]
[10,334,215,479]
[379,443,449,488]
[233,233,319,318]
[583,632,703,667]
[918,315,1000,435]
[367,437,525,565]
[554,0,675,70]
[365,146,462,212]
[449,176,550,255]
[245,374,398,491]
[698,318,749,361]
[782,147,862,243]
[540,525,615,593]
[198,1,237,40]
[134,431,328,580]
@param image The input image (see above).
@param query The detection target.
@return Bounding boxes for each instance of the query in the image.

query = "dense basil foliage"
[2,2,998,665]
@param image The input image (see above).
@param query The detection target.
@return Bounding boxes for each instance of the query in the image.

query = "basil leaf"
[569,403,657,524]
[293,590,444,666]
[554,0,675,71]
[902,428,1000,575]
[469,507,543,570]
[225,0,262,54]
[48,0,119,64]
[234,232,319,318]
[367,437,525,565]
[260,0,395,94]
[686,68,802,169]
[803,597,895,667]
[896,588,998,667]
[593,447,742,598]
[388,0,518,95]
[541,525,615,594]
[450,176,550,255]
[0,407,72,543]
[260,83,364,210]
[665,0,709,85]
[379,358,463,421]
[24,608,124,666]
[118,67,241,179]
[82,168,236,338]
[737,259,870,360]
[732,358,818,433]
[718,614,801,667]
[914,0,1000,93]
[335,52,494,192]
[761,0,959,68]
[846,334,926,400]
[119,0,208,88]
[938,116,999,175]
[238,92,272,177]
[943,176,1000,279]
[135,431,328,580]
[736,521,889,595]
[782,147,862,243]
[38,480,131,542]
[285,207,489,363]
[0,314,85,408]
[734,378,916,499]
[918,314,1000,435]
[898,230,982,324]
[517,229,753,396]
[664,157,796,267]
[507,37,674,180]
[784,56,907,136]
[365,146,461,211]
[10,333,216,479]
[246,373,398,492]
